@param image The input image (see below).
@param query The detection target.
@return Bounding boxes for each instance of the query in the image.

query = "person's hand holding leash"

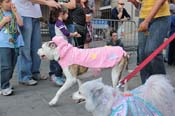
[138,20,149,32]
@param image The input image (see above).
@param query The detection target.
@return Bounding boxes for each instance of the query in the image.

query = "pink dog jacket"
[52,36,126,68]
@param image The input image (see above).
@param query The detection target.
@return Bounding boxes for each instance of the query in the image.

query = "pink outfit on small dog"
[52,36,126,68]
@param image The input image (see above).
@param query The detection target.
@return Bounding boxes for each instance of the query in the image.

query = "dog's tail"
[141,74,175,116]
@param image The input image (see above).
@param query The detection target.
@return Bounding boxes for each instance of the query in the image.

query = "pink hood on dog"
[52,36,126,68]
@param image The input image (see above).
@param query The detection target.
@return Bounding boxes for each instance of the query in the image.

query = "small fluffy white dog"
[72,75,175,116]
[38,36,128,106]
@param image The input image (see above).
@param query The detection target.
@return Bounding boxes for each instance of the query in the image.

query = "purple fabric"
[56,20,70,37]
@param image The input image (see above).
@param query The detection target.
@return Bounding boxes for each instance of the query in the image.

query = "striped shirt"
[55,19,70,40]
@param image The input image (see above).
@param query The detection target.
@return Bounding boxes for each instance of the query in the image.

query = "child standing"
[0,0,23,96]
[48,5,80,86]
[50,6,81,40]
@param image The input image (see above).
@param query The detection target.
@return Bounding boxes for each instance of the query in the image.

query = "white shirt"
[55,25,67,40]
[88,0,95,10]
[12,0,42,18]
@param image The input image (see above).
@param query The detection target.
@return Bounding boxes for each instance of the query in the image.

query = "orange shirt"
[140,0,170,19]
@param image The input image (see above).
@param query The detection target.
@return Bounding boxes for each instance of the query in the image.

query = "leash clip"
[116,83,122,88]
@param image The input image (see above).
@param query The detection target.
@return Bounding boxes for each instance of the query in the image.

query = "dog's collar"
[113,92,133,98]
[123,93,133,97]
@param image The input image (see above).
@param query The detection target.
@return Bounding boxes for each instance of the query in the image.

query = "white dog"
[38,36,128,106]
[72,75,175,116]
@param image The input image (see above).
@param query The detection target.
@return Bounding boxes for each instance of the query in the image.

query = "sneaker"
[51,75,64,86]
[9,84,14,90]
[19,79,38,86]
[0,87,13,96]
[32,73,48,80]
[61,77,66,82]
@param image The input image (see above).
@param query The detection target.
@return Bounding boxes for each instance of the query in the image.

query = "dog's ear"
[48,42,57,49]
[91,83,103,98]
[90,78,103,97]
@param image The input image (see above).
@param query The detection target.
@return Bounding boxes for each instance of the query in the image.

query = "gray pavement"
[0,53,175,116]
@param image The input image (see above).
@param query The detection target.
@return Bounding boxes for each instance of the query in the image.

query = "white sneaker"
[0,87,13,96]
[19,79,38,86]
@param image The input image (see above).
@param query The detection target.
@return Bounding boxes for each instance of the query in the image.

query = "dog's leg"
[111,65,121,87]
[111,58,126,87]
[49,67,77,106]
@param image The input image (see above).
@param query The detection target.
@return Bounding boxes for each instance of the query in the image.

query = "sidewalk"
[0,53,175,116]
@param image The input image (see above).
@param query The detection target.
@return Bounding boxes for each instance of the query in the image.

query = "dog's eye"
[78,91,81,95]
[48,42,57,48]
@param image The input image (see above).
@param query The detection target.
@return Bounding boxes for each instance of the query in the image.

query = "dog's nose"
[41,55,45,58]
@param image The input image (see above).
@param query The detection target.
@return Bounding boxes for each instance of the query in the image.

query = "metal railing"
[91,18,138,51]
[39,18,138,51]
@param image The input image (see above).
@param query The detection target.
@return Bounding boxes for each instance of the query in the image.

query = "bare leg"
[49,67,77,106]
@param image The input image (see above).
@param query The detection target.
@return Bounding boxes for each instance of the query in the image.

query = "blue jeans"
[0,48,17,89]
[48,23,63,77]
[138,16,170,84]
[67,24,75,44]
[17,17,41,81]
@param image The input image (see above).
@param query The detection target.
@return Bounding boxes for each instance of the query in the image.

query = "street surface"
[0,45,175,116]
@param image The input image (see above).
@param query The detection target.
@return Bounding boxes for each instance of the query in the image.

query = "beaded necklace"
[0,9,18,35]
[0,8,19,55]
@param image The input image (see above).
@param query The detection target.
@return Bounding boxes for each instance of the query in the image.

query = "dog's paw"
[49,98,58,106]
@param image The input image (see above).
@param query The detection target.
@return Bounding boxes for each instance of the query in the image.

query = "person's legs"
[168,40,175,65]
[48,23,64,85]
[48,23,57,76]
[18,17,33,81]
[84,22,92,48]
[140,16,170,84]
[49,60,63,75]
[31,18,42,79]
[0,48,17,95]
[17,17,37,85]
[138,19,149,84]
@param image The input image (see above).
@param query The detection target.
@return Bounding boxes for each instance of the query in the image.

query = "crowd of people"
[0,0,175,96]
[0,0,95,96]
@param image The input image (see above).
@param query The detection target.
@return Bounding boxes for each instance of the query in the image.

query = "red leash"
[117,32,175,87]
